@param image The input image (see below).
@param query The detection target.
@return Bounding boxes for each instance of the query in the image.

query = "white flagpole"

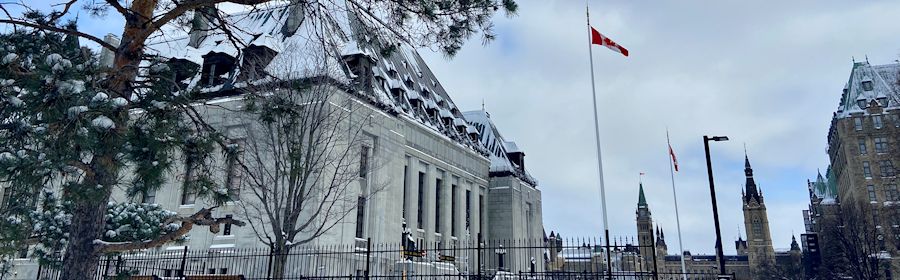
[586,3,613,278]
[666,129,688,280]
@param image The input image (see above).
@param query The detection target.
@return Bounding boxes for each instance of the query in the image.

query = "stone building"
[803,60,900,278]
[2,3,544,279]
[740,155,776,276]
[635,154,802,280]
[635,183,657,270]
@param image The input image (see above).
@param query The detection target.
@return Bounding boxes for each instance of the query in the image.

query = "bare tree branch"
[0,19,117,50]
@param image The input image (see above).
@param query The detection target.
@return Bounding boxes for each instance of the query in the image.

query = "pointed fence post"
[365,237,371,280]
[179,248,188,279]
[477,233,483,280]
[266,247,274,280]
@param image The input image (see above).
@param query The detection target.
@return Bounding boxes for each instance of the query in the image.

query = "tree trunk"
[59,1,154,277]
[59,193,110,280]
[272,246,293,280]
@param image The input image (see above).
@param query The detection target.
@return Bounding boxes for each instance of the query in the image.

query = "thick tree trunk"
[272,246,293,280]
[59,1,155,278]
[59,193,110,280]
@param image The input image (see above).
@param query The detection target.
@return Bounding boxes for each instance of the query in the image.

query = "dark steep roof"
[144,3,487,155]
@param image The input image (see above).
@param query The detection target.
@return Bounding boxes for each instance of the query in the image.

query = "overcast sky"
[20,0,900,255]
[418,0,900,254]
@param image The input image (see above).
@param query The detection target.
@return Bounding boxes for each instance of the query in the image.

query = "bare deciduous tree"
[816,200,897,279]
[226,50,386,278]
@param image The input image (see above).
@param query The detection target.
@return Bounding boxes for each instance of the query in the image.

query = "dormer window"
[238,45,277,81]
[166,58,200,91]
[858,99,868,109]
[878,97,889,107]
[201,52,236,87]
[862,80,874,91]
[404,76,414,89]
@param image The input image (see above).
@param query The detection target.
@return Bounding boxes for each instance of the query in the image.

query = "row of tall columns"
[402,156,484,249]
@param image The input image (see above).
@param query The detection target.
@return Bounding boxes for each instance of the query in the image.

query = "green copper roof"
[638,183,647,206]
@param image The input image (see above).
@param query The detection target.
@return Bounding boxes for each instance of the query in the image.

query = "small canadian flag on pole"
[669,144,679,172]
[590,27,629,57]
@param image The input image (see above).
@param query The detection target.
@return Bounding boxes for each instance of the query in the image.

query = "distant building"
[637,154,803,280]
[806,60,900,279]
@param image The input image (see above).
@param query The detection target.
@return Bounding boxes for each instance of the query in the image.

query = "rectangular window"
[182,144,200,205]
[451,184,458,237]
[355,196,366,238]
[868,185,878,202]
[874,115,884,129]
[225,140,244,201]
[435,177,442,233]
[886,184,899,201]
[859,138,868,155]
[873,208,881,227]
[875,137,888,153]
[479,194,485,235]
[359,146,370,179]
[863,81,874,91]
[864,161,872,178]
[465,190,472,232]
[417,172,425,229]
[855,118,864,131]
[142,190,156,204]
[402,164,408,219]
[890,114,900,127]
[223,214,233,236]
[880,160,895,177]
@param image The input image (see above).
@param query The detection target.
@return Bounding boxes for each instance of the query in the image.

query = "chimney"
[98,33,120,68]
[188,6,215,48]
[281,1,306,37]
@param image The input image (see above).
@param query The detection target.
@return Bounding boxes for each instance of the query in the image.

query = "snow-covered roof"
[835,62,900,117]
[809,167,838,205]
[143,3,486,154]
[462,110,537,185]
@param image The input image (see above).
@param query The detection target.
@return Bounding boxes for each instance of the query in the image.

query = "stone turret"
[635,183,656,271]
[741,153,776,279]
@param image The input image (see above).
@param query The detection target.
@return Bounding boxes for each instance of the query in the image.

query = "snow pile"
[67,106,88,118]
[103,202,180,243]
[1,53,17,64]
[91,116,116,130]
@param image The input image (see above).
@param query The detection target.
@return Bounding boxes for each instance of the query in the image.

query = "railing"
[28,238,723,280]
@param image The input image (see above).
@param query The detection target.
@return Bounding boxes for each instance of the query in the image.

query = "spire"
[743,150,762,204]
[656,227,666,244]
[791,235,800,251]
[638,182,648,207]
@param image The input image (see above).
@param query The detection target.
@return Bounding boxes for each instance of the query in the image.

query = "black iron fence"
[30,238,723,280]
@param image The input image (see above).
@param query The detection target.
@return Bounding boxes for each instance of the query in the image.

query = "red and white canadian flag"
[590,27,629,57]
[668,144,679,172]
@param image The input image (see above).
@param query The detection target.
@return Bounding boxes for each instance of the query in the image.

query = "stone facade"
[806,61,900,278]
[633,155,802,280]
[740,156,776,278]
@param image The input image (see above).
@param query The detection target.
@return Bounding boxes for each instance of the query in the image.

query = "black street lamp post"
[496,245,507,272]
[703,135,729,277]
